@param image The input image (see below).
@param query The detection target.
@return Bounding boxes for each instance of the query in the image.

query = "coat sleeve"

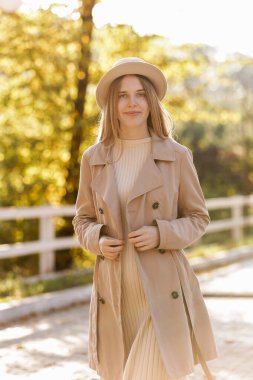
[72,150,105,256]
[156,148,210,250]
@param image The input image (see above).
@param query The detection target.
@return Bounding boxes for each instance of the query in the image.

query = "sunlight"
[27,337,70,356]
[20,0,79,16]
[0,326,33,341]
[0,0,22,13]
[15,0,252,57]
[92,0,253,57]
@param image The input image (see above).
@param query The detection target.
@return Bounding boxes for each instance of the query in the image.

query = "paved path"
[1,260,253,380]
[198,259,253,297]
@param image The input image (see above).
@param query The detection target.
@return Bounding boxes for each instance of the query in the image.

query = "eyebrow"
[118,89,145,94]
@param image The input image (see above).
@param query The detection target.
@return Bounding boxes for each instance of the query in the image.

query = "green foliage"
[0,269,93,301]
[186,227,253,259]
[0,10,81,207]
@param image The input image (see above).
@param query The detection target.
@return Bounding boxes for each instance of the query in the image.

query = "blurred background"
[0,0,252,300]
[0,2,253,380]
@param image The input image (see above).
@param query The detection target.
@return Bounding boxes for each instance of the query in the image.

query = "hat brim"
[96,61,167,109]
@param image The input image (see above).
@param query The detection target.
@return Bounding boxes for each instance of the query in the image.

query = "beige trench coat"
[72,128,218,380]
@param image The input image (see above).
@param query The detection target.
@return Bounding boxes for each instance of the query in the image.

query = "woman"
[72,57,217,380]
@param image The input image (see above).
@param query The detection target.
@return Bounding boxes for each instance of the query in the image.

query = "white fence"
[0,195,253,274]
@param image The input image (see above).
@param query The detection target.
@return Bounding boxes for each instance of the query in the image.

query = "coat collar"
[90,128,176,233]
[90,127,176,166]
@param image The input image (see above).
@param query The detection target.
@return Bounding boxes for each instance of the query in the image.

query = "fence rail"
[0,195,253,274]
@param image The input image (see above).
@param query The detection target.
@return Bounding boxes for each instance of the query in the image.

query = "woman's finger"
[104,245,124,253]
[103,252,120,260]
[104,238,125,246]
[134,241,146,248]
[128,235,144,243]
[136,245,150,252]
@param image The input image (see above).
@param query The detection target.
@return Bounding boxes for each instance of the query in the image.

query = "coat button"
[98,295,105,304]
[158,249,166,254]
[171,291,179,299]
[152,202,159,209]
[98,207,104,214]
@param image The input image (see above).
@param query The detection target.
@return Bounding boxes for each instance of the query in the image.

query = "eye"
[137,92,146,97]
[119,93,127,99]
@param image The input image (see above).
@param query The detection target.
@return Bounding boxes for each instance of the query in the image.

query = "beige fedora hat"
[96,57,167,109]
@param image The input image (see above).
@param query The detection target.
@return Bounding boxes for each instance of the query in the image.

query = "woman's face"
[117,75,150,131]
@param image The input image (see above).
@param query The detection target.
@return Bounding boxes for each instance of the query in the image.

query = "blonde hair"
[96,74,173,147]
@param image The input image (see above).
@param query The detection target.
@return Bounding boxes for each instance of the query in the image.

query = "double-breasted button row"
[152,202,159,209]
[98,295,105,304]
[98,207,104,214]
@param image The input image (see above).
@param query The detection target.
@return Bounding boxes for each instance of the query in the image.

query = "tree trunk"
[63,0,97,205]
[56,0,97,271]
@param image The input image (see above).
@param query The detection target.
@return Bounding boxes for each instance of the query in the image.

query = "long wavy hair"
[96,74,173,147]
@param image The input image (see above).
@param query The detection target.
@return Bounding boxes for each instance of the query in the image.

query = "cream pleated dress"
[105,137,188,380]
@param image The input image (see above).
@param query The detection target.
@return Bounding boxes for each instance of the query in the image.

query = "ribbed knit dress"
[109,137,188,380]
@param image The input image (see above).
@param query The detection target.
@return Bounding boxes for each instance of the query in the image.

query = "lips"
[124,112,141,116]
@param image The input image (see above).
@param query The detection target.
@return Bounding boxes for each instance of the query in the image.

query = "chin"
[124,122,144,129]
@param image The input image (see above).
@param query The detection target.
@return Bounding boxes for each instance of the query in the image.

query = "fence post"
[231,196,244,243]
[39,212,55,274]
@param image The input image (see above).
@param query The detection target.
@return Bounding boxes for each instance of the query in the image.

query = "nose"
[128,95,137,106]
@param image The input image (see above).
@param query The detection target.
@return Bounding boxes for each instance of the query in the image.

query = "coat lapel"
[127,155,163,204]
[91,157,123,240]
[91,162,121,223]
[90,128,176,212]
[127,129,176,204]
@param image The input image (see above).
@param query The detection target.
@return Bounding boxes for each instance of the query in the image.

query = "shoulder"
[165,138,193,163]
[81,141,104,163]
[168,139,196,173]
[169,138,193,163]
[168,138,191,155]
[150,130,192,162]
[149,127,191,158]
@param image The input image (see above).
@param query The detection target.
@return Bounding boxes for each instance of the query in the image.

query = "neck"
[119,125,150,140]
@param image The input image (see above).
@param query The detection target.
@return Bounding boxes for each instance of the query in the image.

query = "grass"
[186,234,253,259]
[0,269,93,303]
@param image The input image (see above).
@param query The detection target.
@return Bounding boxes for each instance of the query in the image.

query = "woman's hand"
[128,226,160,251]
[99,236,125,260]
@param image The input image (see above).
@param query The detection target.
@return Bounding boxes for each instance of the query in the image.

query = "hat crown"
[112,57,145,68]
[96,57,167,109]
